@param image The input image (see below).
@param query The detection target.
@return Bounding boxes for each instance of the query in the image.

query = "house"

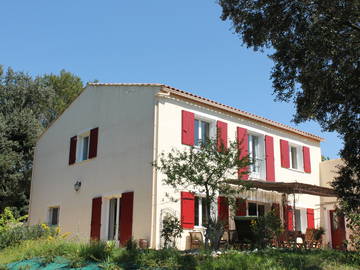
[29,83,324,249]
[320,159,350,249]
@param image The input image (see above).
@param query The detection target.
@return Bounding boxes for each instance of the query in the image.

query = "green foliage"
[250,210,282,248]
[341,208,360,251]
[0,224,58,250]
[153,138,251,248]
[161,214,183,248]
[219,0,360,212]
[0,65,84,215]
[1,239,360,270]
[0,207,28,234]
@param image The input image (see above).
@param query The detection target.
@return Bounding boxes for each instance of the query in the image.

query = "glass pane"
[194,197,200,226]
[108,198,117,240]
[51,208,59,225]
[258,205,265,217]
[295,209,301,231]
[202,198,208,225]
[248,203,257,216]
[291,147,298,169]
[201,121,210,143]
[194,120,200,146]
[82,136,89,160]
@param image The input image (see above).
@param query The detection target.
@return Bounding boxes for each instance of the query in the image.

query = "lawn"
[0,239,359,270]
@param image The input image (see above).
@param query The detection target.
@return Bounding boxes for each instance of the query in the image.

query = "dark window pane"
[295,209,301,231]
[201,121,210,143]
[108,198,117,240]
[51,208,59,225]
[291,147,297,169]
[248,203,257,216]
[194,197,200,226]
[258,205,265,217]
[202,198,208,225]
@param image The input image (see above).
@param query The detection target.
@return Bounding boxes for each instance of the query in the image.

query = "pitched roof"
[89,83,324,142]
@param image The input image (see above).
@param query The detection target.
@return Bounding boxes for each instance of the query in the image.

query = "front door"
[329,210,346,250]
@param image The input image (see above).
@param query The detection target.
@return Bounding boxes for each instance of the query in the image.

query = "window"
[49,207,59,226]
[248,134,265,178]
[194,196,208,226]
[78,132,90,162]
[248,202,265,217]
[194,119,210,146]
[108,198,118,240]
[289,144,303,170]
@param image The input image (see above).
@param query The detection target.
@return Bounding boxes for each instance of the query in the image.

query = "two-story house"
[29,83,323,249]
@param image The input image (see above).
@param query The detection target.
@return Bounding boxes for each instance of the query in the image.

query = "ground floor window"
[108,198,119,240]
[194,196,209,226]
[48,207,60,226]
[248,202,265,217]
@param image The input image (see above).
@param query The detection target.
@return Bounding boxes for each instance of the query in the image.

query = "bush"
[0,224,58,249]
[161,214,183,248]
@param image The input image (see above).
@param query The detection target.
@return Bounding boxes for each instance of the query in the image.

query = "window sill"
[287,168,305,173]
[70,158,95,166]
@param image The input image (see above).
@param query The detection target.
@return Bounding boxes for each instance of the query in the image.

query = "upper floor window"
[69,127,98,165]
[248,134,265,179]
[194,119,210,146]
[289,144,303,171]
[78,132,90,162]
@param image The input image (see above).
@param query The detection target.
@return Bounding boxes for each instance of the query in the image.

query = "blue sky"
[0,0,341,158]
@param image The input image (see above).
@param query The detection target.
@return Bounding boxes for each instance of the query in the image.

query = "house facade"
[29,83,323,249]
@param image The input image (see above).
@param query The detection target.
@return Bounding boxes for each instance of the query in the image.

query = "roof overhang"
[226,179,337,197]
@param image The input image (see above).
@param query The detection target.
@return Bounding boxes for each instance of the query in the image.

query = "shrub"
[0,224,58,249]
[78,241,114,262]
[250,210,282,248]
[161,214,183,248]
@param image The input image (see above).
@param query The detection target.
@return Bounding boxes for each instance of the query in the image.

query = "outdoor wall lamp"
[74,180,82,192]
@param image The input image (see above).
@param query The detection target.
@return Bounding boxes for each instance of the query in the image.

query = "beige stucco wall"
[29,85,159,242]
[154,95,322,249]
[319,159,352,248]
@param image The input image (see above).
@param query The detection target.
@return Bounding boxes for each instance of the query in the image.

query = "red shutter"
[217,121,228,151]
[271,203,280,217]
[237,127,249,180]
[181,192,195,229]
[69,136,77,165]
[286,206,294,231]
[280,139,290,168]
[265,135,275,182]
[90,197,102,240]
[119,192,134,245]
[89,127,99,159]
[181,110,194,146]
[307,208,315,229]
[236,199,247,216]
[218,196,229,228]
[303,146,311,173]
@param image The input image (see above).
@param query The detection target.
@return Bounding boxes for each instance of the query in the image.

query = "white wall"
[154,95,322,249]
[29,85,159,242]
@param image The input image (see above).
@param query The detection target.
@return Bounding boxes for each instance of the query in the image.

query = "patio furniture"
[189,231,203,249]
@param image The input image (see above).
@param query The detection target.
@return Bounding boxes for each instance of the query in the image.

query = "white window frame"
[77,130,90,162]
[289,143,304,171]
[193,115,216,147]
[194,195,211,228]
[48,206,60,226]
[247,201,265,217]
[101,195,121,241]
[247,132,265,180]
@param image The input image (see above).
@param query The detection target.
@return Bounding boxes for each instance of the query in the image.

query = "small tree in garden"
[161,214,183,248]
[153,138,251,249]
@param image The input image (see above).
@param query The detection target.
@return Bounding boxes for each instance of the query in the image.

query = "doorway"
[329,210,346,250]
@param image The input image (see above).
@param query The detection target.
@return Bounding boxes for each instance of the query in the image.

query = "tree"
[219,0,360,212]
[0,66,84,215]
[153,138,251,249]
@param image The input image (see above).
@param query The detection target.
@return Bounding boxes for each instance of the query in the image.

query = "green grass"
[0,238,359,270]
